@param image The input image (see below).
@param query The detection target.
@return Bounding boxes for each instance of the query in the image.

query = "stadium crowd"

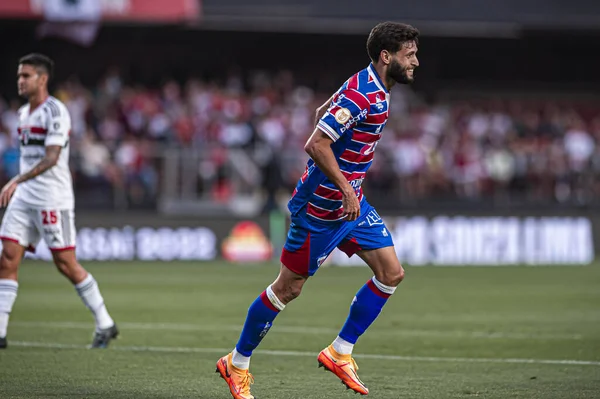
[1,69,600,210]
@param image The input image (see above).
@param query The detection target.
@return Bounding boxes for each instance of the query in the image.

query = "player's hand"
[0,178,19,208]
[342,190,360,221]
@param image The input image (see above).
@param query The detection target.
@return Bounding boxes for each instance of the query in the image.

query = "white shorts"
[0,198,76,252]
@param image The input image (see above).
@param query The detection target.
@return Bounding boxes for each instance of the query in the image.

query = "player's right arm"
[0,101,70,207]
[305,88,370,221]
[0,146,61,207]
[304,130,360,221]
[314,94,334,127]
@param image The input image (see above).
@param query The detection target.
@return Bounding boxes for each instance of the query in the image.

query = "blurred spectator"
[2,69,600,211]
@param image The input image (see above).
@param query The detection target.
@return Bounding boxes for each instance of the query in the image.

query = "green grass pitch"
[0,261,599,398]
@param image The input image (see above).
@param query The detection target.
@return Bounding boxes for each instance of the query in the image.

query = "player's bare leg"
[52,249,118,348]
[217,265,307,399]
[0,240,25,349]
[52,248,87,284]
[359,246,405,288]
[270,263,308,303]
[319,246,404,395]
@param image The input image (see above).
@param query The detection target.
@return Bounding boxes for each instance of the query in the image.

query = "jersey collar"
[367,63,388,94]
[29,95,50,115]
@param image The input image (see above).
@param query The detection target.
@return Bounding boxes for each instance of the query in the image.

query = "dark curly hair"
[367,22,420,63]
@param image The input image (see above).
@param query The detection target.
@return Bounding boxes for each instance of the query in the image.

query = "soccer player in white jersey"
[0,53,118,349]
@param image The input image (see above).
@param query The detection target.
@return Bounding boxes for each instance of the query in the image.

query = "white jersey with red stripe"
[13,96,74,209]
[288,63,389,222]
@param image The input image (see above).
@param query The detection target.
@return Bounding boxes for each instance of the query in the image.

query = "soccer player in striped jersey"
[217,22,419,398]
[0,54,118,349]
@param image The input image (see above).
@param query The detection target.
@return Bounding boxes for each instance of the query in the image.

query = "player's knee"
[272,281,303,304]
[377,264,405,287]
[53,258,70,275]
[395,266,406,285]
[279,286,302,303]
[52,256,81,279]
[287,284,303,301]
[0,248,21,271]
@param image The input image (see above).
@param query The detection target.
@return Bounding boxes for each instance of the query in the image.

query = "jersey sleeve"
[45,105,71,147]
[317,88,370,142]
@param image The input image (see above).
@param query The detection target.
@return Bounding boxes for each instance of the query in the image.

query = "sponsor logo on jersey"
[350,177,364,196]
[349,177,364,190]
[340,108,368,133]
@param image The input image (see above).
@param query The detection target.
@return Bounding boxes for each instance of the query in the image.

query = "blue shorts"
[280,200,394,276]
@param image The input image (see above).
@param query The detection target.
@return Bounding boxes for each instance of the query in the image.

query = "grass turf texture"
[1,261,599,398]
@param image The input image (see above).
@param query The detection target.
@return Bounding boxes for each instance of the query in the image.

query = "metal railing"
[158,146,264,216]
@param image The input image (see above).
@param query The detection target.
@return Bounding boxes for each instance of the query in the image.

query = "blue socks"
[338,277,396,345]
[232,277,396,366]
[235,285,285,357]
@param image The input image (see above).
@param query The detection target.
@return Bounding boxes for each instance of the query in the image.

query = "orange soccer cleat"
[317,345,369,395]
[216,353,255,399]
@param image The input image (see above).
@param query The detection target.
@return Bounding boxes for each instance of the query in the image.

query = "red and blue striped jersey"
[288,63,390,222]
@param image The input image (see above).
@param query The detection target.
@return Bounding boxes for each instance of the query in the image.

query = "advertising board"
[13,214,594,265]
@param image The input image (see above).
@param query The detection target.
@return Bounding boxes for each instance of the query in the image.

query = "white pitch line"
[10,321,585,340]
[9,341,600,366]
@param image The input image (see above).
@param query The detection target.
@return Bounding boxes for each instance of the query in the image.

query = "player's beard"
[389,59,413,84]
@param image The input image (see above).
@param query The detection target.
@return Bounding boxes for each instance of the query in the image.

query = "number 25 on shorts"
[41,210,57,225]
